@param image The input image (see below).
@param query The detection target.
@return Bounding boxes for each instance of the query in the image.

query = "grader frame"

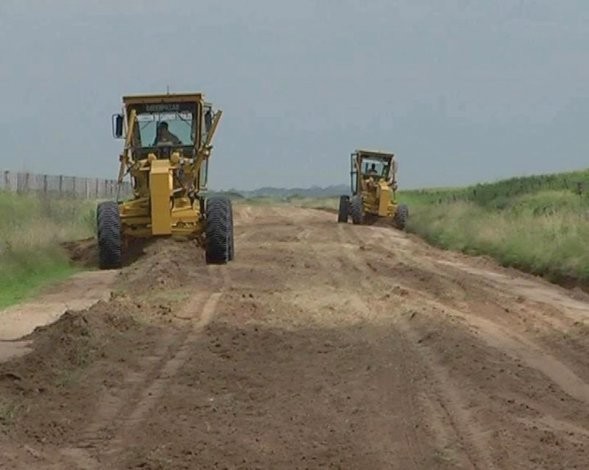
[97,92,234,269]
[338,149,408,229]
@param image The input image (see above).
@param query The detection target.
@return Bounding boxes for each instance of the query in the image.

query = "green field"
[0,192,96,308]
[402,170,589,284]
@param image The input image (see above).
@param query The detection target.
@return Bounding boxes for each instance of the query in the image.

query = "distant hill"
[227,185,348,199]
[203,190,245,200]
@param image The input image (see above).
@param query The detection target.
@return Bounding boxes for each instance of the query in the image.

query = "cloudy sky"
[1,0,588,190]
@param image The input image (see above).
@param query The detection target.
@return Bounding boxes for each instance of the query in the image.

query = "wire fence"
[0,170,132,199]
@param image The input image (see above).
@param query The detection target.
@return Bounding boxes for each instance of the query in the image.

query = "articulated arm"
[194,110,222,170]
[186,109,223,190]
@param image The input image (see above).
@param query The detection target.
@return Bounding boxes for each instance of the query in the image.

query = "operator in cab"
[364,163,380,189]
[153,121,182,145]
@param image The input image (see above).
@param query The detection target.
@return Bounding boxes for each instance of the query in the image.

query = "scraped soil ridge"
[1,205,589,469]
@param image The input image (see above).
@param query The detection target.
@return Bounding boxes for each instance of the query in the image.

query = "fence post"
[59,175,63,197]
[3,171,9,191]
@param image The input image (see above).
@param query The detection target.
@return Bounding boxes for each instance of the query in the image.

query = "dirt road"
[1,204,588,469]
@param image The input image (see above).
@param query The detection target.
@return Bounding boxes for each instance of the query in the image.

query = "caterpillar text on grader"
[338,149,409,229]
[97,91,234,269]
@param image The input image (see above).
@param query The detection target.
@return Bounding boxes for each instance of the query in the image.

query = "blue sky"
[1,0,588,190]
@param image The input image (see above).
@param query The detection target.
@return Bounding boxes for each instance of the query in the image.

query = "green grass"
[401,169,589,283]
[408,169,589,209]
[0,192,96,309]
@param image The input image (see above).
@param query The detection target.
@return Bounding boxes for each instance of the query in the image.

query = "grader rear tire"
[205,197,234,264]
[337,195,349,223]
[350,195,364,225]
[97,201,122,269]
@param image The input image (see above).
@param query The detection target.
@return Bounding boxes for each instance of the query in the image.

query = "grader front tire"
[350,195,364,225]
[205,197,234,264]
[97,201,122,270]
[228,201,235,261]
[393,204,409,230]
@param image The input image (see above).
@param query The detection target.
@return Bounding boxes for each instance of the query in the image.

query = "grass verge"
[0,191,96,309]
[403,188,589,284]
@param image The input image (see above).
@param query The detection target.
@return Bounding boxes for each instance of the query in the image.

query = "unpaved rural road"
[1,204,589,469]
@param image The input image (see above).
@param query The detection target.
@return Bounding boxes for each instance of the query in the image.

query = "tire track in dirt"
[61,267,229,469]
[336,223,497,470]
[334,224,445,468]
[8,205,589,468]
[358,222,589,403]
[335,218,589,467]
[372,264,589,409]
[367,226,589,327]
[462,313,589,404]
[101,290,225,463]
[302,223,431,469]
[114,211,430,468]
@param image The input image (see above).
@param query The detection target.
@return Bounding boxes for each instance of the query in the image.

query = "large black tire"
[393,204,409,230]
[337,195,349,223]
[228,201,235,261]
[97,201,122,269]
[205,197,233,264]
[350,195,364,225]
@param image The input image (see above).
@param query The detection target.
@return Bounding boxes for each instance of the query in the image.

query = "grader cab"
[97,92,234,269]
[338,149,408,229]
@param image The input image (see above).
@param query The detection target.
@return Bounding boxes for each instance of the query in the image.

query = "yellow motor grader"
[97,92,233,269]
[338,149,408,229]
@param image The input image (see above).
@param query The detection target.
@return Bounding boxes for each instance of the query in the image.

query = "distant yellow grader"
[338,149,408,229]
[97,92,234,269]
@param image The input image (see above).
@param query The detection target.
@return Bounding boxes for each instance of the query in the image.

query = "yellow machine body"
[338,148,408,229]
[351,149,399,218]
[111,92,222,241]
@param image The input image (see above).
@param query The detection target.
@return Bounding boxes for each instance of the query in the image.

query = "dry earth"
[0,204,588,469]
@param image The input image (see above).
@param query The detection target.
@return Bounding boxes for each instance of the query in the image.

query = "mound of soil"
[118,238,208,292]
[62,238,97,268]
[1,299,141,395]
[0,297,167,446]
